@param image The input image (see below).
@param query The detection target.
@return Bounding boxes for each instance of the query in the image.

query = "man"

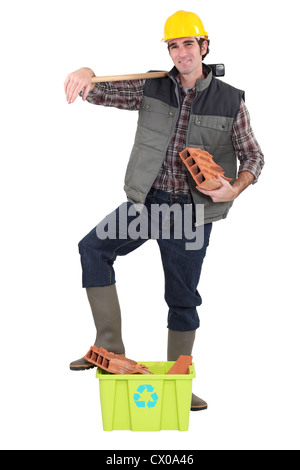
[64,10,264,411]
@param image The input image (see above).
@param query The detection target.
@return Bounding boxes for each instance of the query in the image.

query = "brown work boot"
[191,393,207,411]
[70,357,95,371]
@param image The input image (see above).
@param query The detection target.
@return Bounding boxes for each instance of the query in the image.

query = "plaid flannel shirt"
[85,77,264,193]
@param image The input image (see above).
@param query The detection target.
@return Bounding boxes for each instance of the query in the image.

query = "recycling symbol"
[133,384,159,408]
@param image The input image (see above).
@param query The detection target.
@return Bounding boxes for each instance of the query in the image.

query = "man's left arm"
[197,100,264,202]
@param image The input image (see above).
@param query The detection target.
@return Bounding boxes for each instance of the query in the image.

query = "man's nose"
[178,45,188,57]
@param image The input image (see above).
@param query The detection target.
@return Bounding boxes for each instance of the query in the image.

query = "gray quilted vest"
[124,65,245,224]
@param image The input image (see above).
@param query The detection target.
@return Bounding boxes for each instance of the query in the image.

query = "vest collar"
[197,64,213,91]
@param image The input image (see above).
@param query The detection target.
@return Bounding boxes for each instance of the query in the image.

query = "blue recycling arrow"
[133,385,159,408]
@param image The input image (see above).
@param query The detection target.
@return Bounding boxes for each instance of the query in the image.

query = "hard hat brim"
[162,35,208,42]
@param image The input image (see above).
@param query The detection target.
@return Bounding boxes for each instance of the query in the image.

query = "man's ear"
[200,40,208,56]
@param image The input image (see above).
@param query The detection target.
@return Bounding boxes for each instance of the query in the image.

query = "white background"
[1,0,299,451]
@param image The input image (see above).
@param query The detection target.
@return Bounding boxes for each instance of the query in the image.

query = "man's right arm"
[64,67,145,110]
[64,67,96,104]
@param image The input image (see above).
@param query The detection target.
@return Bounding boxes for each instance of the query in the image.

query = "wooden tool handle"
[91,71,168,83]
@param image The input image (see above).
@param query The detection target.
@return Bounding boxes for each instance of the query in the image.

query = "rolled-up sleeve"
[232,99,265,183]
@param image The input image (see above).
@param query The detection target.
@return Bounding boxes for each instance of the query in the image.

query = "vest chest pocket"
[138,97,177,134]
[190,115,233,148]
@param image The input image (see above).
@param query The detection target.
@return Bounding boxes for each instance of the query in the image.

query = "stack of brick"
[84,346,193,375]
[84,346,153,375]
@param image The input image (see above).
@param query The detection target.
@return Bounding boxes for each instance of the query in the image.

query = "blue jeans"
[78,189,212,331]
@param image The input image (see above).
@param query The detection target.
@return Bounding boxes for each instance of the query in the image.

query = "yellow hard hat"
[162,10,208,42]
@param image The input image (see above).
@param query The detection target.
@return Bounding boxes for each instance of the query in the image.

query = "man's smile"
[179,59,192,64]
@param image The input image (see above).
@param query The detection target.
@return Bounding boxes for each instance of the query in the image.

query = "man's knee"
[78,227,98,254]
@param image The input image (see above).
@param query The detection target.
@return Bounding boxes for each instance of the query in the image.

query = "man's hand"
[64,67,96,104]
[196,171,255,202]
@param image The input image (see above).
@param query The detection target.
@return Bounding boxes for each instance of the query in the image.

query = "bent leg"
[78,202,149,287]
[71,202,150,370]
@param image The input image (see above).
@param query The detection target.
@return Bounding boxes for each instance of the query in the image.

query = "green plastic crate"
[96,361,195,431]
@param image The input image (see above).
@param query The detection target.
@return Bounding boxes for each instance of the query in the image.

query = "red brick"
[166,355,193,375]
[179,147,232,190]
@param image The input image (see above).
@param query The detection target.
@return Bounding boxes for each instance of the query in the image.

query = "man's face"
[168,37,205,77]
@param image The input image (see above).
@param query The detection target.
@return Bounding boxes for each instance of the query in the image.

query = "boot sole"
[191,404,208,411]
[69,364,95,371]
